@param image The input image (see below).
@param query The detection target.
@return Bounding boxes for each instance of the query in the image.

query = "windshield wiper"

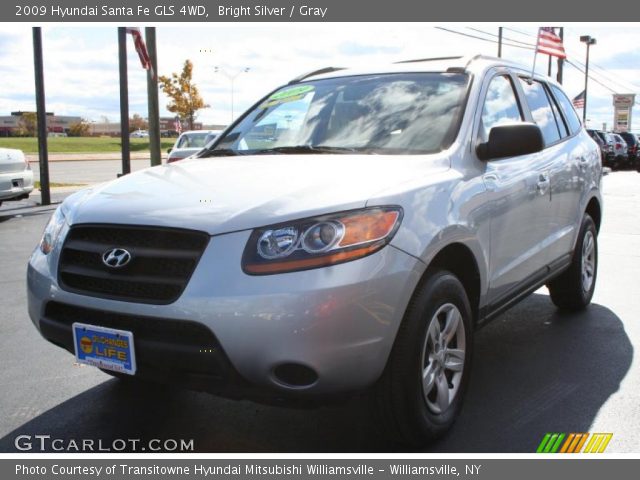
[201,145,376,157]
[200,148,244,157]
[250,145,372,155]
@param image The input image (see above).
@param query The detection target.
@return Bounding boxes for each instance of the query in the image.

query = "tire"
[547,214,598,311]
[371,269,473,446]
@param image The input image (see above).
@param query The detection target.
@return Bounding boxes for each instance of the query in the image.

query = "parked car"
[130,130,149,138]
[28,55,602,445]
[637,134,640,173]
[619,132,638,168]
[0,148,34,206]
[602,132,616,167]
[160,130,180,138]
[166,130,221,163]
[586,129,606,164]
[610,133,629,169]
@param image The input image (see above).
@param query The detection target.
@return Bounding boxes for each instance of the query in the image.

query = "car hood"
[64,154,449,235]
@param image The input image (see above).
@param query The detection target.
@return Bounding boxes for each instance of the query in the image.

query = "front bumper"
[27,228,423,398]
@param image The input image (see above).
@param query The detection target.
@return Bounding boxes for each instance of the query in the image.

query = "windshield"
[207,73,469,155]
[177,132,211,149]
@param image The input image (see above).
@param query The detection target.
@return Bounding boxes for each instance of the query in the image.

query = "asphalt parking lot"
[0,169,638,453]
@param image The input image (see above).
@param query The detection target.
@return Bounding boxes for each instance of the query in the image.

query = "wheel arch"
[411,242,483,324]
[585,196,602,233]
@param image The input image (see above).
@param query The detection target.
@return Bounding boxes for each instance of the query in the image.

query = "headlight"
[40,207,66,255]
[242,207,403,275]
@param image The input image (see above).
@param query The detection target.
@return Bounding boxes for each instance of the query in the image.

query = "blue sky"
[0,24,638,132]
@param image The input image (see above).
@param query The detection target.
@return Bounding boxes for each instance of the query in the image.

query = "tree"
[15,112,38,137]
[68,119,91,137]
[129,113,148,132]
[159,60,209,130]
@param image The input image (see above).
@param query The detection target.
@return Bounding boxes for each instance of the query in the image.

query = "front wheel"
[547,214,598,311]
[371,269,473,446]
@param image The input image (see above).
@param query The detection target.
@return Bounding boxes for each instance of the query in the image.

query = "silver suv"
[28,55,602,445]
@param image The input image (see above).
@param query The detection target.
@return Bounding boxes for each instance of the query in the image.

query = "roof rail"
[394,56,463,64]
[288,67,345,84]
[464,54,484,69]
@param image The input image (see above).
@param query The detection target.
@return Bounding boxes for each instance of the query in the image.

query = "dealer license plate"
[72,323,136,375]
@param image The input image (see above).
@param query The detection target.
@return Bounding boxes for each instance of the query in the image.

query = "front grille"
[45,301,215,345]
[58,224,209,304]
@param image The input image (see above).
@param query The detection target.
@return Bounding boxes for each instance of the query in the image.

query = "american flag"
[174,116,182,134]
[535,27,567,59]
[125,28,156,80]
[572,91,586,109]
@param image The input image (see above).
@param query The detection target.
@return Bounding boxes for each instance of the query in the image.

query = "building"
[203,124,228,131]
[0,111,82,137]
[0,112,226,138]
[91,122,121,136]
[159,117,205,134]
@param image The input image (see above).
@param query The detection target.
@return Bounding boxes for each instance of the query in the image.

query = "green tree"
[159,60,209,130]
[15,112,38,137]
[68,119,91,137]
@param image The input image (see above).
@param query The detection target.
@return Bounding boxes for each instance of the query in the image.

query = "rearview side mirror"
[477,122,544,161]
[167,148,172,154]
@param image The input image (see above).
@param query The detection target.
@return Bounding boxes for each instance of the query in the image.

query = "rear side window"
[518,79,564,145]
[480,75,523,142]
[620,133,637,145]
[550,85,582,134]
[547,90,569,139]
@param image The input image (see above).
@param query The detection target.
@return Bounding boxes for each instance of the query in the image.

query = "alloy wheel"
[420,303,466,414]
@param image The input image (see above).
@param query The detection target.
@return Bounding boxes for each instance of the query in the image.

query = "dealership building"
[0,111,82,136]
[1,112,225,137]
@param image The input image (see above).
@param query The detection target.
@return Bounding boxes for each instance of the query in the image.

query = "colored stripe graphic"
[537,433,612,453]
[559,433,575,453]
[536,433,552,453]
[584,433,613,453]
[566,433,586,453]
[574,433,590,453]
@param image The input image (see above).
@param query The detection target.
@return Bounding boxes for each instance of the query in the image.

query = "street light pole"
[214,66,250,124]
[580,35,596,124]
[32,27,50,205]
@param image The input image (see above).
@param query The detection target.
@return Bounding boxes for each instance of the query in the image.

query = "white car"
[0,148,34,206]
[130,130,149,138]
[166,130,221,163]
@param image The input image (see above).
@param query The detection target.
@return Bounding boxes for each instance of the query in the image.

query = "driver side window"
[480,75,523,142]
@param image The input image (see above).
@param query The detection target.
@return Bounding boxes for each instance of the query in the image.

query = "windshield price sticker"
[260,85,315,109]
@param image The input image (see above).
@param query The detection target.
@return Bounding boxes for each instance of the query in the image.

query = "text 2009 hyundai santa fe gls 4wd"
[28,55,602,445]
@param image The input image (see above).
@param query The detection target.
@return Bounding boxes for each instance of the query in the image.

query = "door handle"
[536,172,550,195]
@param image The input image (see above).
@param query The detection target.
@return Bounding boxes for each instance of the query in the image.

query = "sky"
[0,24,639,132]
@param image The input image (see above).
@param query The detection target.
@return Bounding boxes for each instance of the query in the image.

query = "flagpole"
[530,27,541,79]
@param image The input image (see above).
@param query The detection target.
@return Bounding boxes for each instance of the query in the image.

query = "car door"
[477,71,553,305]
[517,77,585,265]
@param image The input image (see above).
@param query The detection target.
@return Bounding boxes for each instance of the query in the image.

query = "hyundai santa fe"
[28,55,602,445]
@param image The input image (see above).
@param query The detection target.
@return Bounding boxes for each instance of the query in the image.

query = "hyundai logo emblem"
[102,248,132,268]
